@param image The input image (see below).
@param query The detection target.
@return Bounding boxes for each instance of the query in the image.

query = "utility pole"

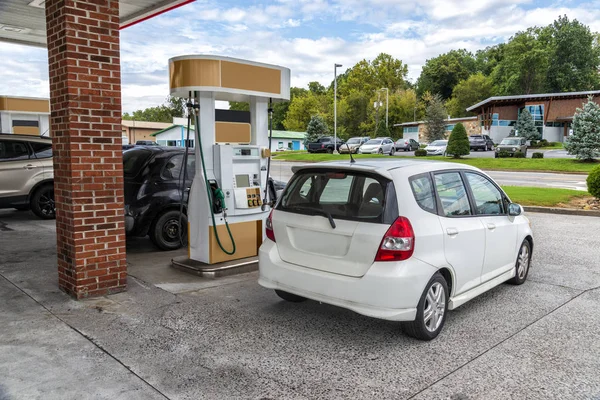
[334,63,342,153]
[380,88,389,128]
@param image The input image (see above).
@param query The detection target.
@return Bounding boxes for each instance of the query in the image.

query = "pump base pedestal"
[171,256,258,278]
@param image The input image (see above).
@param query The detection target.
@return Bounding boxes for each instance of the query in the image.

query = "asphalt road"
[269,160,588,191]
[1,210,599,399]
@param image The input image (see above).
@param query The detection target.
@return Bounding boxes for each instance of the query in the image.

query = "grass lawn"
[273,153,598,173]
[501,186,590,207]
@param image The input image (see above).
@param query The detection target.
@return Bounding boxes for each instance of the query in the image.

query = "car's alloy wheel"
[30,184,56,219]
[150,210,187,251]
[402,272,448,340]
[509,240,531,285]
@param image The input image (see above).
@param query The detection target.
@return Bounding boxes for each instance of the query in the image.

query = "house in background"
[0,96,50,136]
[466,90,600,143]
[122,120,171,145]
[270,130,306,152]
[394,116,480,143]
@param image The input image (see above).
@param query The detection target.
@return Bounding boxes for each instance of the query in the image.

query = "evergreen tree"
[515,109,539,140]
[305,115,329,146]
[375,121,390,138]
[424,94,447,142]
[446,123,470,158]
[564,96,600,161]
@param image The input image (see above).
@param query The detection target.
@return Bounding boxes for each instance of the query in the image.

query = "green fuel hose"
[194,109,236,255]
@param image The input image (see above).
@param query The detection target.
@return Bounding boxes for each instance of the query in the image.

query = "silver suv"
[0,134,55,219]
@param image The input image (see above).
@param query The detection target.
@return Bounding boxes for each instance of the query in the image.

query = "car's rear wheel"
[402,272,448,341]
[30,184,55,219]
[389,148,394,156]
[149,210,186,251]
[327,148,333,154]
[508,240,531,285]
[275,289,307,303]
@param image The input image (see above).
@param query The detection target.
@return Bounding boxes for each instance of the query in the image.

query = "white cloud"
[0,0,598,113]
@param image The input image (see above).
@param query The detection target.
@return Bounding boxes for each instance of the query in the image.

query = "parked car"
[357,137,395,155]
[495,137,528,158]
[339,136,370,154]
[259,159,533,340]
[469,135,494,151]
[135,140,159,146]
[424,140,448,156]
[395,138,420,152]
[307,136,345,154]
[124,146,286,250]
[0,134,55,219]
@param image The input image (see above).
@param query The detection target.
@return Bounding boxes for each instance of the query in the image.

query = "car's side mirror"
[508,203,522,216]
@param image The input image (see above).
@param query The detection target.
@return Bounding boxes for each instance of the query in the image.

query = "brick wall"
[46,0,126,299]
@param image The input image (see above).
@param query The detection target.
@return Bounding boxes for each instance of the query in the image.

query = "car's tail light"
[375,216,414,262]
[265,210,276,242]
[321,144,325,148]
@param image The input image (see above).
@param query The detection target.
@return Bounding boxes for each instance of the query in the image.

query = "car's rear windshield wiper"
[285,205,336,229]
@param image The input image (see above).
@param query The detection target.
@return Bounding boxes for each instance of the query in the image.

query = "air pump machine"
[169,55,291,273]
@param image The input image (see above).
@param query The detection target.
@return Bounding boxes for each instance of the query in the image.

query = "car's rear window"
[123,148,152,176]
[277,169,397,224]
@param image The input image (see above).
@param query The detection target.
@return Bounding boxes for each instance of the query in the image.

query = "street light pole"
[334,63,342,153]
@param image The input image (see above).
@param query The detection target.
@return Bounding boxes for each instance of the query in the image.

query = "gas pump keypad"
[234,187,262,209]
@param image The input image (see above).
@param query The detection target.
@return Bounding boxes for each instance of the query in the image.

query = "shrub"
[588,165,600,199]
[530,140,538,147]
[497,151,511,158]
[539,139,549,147]
[514,150,526,158]
[414,149,427,157]
[446,123,470,158]
[532,152,544,159]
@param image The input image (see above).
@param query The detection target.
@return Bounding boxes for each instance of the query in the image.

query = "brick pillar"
[46,0,127,299]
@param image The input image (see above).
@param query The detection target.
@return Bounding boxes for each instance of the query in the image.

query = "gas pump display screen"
[235,174,251,188]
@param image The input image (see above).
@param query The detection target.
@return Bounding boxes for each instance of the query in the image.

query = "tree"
[375,121,390,138]
[308,81,326,95]
[545,16,600,92]
[424,94,447,142]
[446,123,470,158]
[228,102,250,111]
[338,53,409,95]
[416,49,477,100]
[123,96,186,123]
[491,28,550,95]
[515,109,539,140]
[564,96,600,161]
[475,44,505,76]
[305,115,329,145]
[446,73,494,118]
[283,91,327,132]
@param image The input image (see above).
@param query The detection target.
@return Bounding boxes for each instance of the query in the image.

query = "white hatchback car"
[259,159,533,340]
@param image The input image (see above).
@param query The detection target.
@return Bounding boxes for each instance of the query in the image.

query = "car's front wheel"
[30,184,56,219]
[149,210,187,251]
[402,272,448,341]
[378,149,384,155]
[508,240,531,285]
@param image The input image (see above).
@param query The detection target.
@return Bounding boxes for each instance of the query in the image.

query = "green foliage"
[308,81,326,95]
[305,115,329,144]
[375,121,390,138]
[497,151,511,158]
[415,149,427,157]
[284,92,325,131]
[475,44,505,76]
[532,152,544,159]
[417,49,477,99]
[228,102,250,111]
[565,96,600,161]
[122,96,186,123]
[446,73,494,118]
[545,16,600,92]
[424,94,447,142]
[515,109,539,141]
[587,165,600,199]
[446,123,470,158]
[514,150,526,158]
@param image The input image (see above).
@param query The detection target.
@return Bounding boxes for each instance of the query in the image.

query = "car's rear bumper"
[258,240,438,321]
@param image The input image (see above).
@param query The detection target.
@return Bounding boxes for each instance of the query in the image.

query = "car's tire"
[389,148,394,156]
[494,153,498,158]
[30,184,55,219]
[327,148,333,154]
[378,149,383,155]
[402,272,449,341]
[275,289,307,303]
[508,240,531,285]
[149,210,186,251]
[13,205,29,211]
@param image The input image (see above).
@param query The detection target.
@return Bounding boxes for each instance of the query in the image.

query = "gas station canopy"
[0,0,194,47]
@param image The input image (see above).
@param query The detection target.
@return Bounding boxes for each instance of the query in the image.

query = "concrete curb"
[524,206,600,217]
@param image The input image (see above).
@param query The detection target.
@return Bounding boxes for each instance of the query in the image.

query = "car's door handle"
[446,228,459,236]
[23,164,36,169]
[486,223,496,230]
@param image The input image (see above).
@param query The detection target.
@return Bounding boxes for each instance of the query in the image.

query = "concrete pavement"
[1,209,600,399]
[269,160,589,191]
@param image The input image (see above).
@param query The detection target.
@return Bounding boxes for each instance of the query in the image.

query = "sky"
[1,0,599,113]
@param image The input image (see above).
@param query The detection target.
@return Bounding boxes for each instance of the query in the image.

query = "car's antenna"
[345,143,356,164]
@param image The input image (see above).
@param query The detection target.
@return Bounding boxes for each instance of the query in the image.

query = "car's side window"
[410,174,437,214]
[434,172,472,217]
[465,173,504,215]
[320,175,353,204]
[31,142,53,159]
[162,154,184,180]
[0,140,31,161]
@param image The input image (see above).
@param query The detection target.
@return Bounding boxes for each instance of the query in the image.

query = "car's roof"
[291,158,481,179]
[0,133,52,142]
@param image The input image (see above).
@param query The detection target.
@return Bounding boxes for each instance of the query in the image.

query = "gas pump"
[168,55,291,273]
